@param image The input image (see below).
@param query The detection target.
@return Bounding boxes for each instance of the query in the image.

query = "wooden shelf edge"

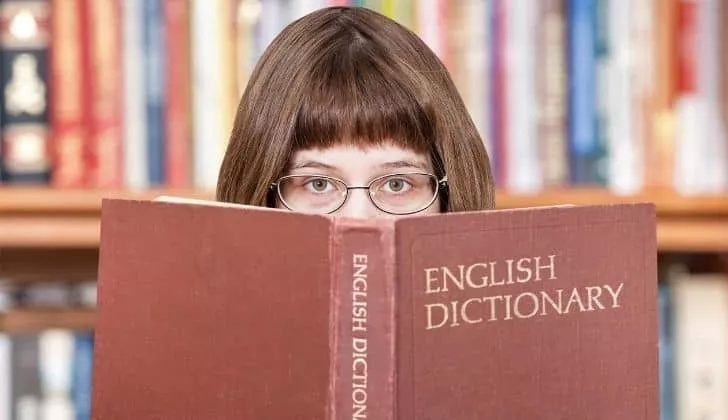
[0,216,100,248]
[496,188,728,216]
[2,186,728,216]
[2,216,728,251]
[657,220,728,252]
[2,187,728,251]
[1,308,96,332]
[0,186,213,213]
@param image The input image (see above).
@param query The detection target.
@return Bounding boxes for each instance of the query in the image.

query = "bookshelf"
[1,186,728,251]
[0,308,96,333]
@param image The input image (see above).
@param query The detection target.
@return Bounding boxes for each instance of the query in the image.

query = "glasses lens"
[370,173,438,214]
[277,175,347,213]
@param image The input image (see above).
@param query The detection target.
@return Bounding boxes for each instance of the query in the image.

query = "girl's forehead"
[291,143,430,167]
[288,143,433,182]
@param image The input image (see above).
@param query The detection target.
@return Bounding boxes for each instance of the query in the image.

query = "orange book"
[92,198,659,419]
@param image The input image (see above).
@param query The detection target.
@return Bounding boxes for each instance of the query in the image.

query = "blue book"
[143,0,166,186]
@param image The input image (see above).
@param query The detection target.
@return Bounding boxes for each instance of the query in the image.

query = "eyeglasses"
[270,172,448,215]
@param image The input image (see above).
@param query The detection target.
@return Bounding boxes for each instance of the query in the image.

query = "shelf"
[0,308,96,332]
[0,187,210,248]
[495,188,728,217]
[1,186,728,251]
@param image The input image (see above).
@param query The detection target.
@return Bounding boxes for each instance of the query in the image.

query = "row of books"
[0,281,96,420]
[0,330,94,420]
[659,259,728,420]
[0,0,726,195]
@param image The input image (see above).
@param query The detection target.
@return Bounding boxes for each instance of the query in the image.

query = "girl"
[216,6,495,218]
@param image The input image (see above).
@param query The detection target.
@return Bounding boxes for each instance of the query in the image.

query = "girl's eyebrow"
[291,160,337,170]
[379,160,430,171]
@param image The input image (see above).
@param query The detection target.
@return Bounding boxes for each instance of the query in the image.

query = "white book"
[606,0,640,194]
[460,0,490,153]
[123,0,148,189]
[697,0,727,192]
[192,0,225,190]
[671,270,728,420]
[505,0,541,193]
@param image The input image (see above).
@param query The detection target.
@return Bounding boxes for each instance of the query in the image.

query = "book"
[91,197,659,419]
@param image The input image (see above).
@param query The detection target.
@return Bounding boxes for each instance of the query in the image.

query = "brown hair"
[216,6,495,211]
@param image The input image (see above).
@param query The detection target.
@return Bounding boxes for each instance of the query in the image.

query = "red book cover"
[49,0,85,187]
[86,0,123,187]
[77,0,94,186]
[164,0,191,188]
[676,0,697,95]
[92,198,659,419]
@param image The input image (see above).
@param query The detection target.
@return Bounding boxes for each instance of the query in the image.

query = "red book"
[163,0,191,188]
[92,198,659,419]
[49,0,86,187]
[676,0,697,95]
[85,0,123,187]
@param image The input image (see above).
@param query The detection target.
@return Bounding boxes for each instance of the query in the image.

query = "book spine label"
[329,222,395,420]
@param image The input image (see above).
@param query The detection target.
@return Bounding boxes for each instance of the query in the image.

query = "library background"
[0,0,726,419]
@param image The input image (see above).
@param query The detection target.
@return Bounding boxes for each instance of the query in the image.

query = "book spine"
[0,334,9,420]
[328,221,395,420]
[567,0,603,185]
[538,0,568,187]
[143,0,165,186]
[219,0,236,164]
[77,0,94,186]
[490,0,507,187]
[191,0,224,189]
[11,334,42,420]
[0,0,51,184]
[164,0,191,188]
[88,0,123,188]
[505,0,541,193]
[49,0,85,187]
[651,0,676,191]
[123,0,148,189]
[234,0,258,98]
[672,271,728,419]
[673,0,703,194]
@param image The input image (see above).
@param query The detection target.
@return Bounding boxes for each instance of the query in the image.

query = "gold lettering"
[534,255,557,281]
[564,288,586,313]
[540,288,563,315]
[604,283,624,308]
[351,255,368,418]
[461,298,484,325]
[425,303,449,330]
[424,267,440,294]
[465,263,489,288]
[586,286,605,311]
[513,292,539,318]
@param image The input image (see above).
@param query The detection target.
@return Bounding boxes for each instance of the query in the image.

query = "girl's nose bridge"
[338,188,380,218]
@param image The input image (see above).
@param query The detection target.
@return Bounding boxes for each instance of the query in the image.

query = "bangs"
[291,35,436,154]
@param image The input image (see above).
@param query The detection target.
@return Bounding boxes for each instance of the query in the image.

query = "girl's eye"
[304,178,334,193]
[384,178,411,193]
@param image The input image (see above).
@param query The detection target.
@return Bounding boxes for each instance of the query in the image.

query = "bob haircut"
[216,6,495,212]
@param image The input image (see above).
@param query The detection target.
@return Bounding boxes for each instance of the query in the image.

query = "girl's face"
[276,143,442,219]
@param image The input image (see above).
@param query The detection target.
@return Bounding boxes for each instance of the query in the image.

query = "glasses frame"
[270,172,448,215]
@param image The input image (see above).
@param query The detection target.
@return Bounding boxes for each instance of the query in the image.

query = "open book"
[91,197,659,419]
